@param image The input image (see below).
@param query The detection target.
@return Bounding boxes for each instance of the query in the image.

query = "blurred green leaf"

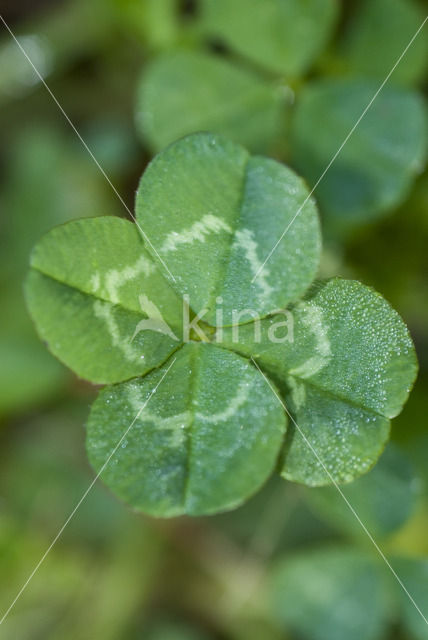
[270,547,390,640]
[0,516,161,640]
[0,335,63,416]
[136,50,286,153]
[303,444,422,537]
[200,0,338,77]
[112,0,179,50]
[338,0,428,87]
[86,342,286,516]
[346,170,428,337]
[291,79,427,228]
[391,556,428,640]
[142,0,179,50]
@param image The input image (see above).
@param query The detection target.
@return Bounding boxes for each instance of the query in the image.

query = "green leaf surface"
[136,133,321,325]
[339,0,428,87]
[303,444,421,537]
[392,557,428,640]
[23,131,419,511]
[220,278,417,484]
[86,343,286,516]
[270,548,390,640]
[25,217,182,384]
[291,79,427,226]
[136,50,285,153]
[201,0,338,77]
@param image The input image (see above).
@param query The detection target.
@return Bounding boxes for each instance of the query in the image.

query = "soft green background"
[1,0,428,638]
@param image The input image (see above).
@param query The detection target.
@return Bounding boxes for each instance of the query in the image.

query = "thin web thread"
[0,14,176,283]
[0,357,176,625]
[251,15,428,284]
[251,357,428,627]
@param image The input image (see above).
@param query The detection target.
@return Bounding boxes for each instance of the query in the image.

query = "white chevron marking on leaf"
[160,214,232,253]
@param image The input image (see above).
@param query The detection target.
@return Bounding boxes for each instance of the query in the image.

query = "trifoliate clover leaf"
[134,3,428,232]
[26,132,417,516]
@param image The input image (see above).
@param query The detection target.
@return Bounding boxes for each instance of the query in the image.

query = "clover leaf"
[137,50,285,154]
[291,79,427,227]
[302,444,421,537]
[392,557,428,640]
[220,277,417,484]
[136,133,321,325]
[26,216,182,384]
[270,548,428,640]
[269,548,390,640]
[200,0,339,78]
[135,3,428,230]
[26,133,417,516]
[338,0,428,87]
[86,343,286,517]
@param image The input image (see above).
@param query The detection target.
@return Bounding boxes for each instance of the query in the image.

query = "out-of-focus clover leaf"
[269,547,391,640]
[26,133,417,515]
[346,170,428,337]
[200,0,339,77]
[302,444,422,537]
[392,556,428,640]
[134,2,428,233]
[290,79,427,229]
[136,50,287,153]
[338,0,428,87]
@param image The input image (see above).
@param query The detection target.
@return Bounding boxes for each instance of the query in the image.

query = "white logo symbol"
[131,295,179,343]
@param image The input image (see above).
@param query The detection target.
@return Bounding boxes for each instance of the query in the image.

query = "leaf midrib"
[215,341,389,419]
[31,264,147,315]
[287,374,388,420]
[182,344,202,510]
[205,155,251,315]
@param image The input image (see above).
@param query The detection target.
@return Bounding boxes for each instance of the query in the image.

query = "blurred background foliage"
[0,0,427,638]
